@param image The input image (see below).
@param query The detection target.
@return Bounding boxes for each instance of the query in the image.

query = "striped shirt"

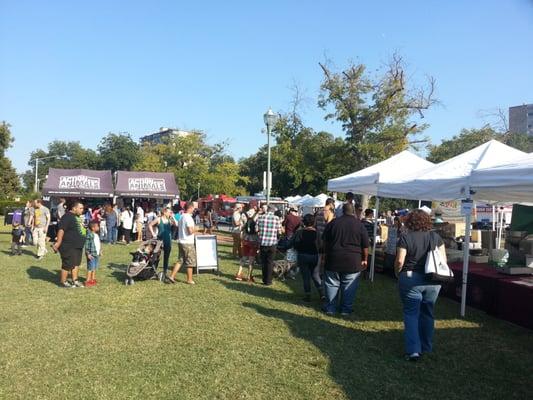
[257,212,282,247]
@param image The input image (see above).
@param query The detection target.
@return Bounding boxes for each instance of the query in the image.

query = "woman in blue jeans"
[292,214,323,302]
[395,209,446,361]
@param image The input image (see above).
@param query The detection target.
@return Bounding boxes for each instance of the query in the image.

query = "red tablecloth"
[442,262,533,329]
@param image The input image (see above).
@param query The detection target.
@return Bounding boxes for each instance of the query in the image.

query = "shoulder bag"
[424,231,454,283]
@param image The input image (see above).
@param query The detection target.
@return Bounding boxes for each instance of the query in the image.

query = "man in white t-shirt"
[169,202,196,284]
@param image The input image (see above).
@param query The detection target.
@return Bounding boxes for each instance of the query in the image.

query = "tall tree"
[428,125,533,163]
[318,54,437,170]
[239,113,351,197]
[0,122,20,198]
[133,132,244,199]
[427,125,500,163]
[97,133,140,172]
[23,140,100,191]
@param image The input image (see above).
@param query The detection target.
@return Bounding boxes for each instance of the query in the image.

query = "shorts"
[241,240,258,257]
[60,247,83,271]
[87,255,100,271]
[178,243,196,267]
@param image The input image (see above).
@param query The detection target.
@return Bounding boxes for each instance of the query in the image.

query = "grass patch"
[0,221,531,399]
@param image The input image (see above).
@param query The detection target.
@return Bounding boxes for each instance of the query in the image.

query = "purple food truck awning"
[42,168,114,198]
[115,171,179,198]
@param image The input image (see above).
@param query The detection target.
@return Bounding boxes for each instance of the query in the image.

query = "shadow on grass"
[107,262,128,282]
[27,266,59,284]
[217,278,305,305]
[242,301,489,400]
[2,249,36,257]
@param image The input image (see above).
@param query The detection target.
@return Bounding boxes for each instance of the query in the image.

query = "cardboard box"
[471,255,489,264]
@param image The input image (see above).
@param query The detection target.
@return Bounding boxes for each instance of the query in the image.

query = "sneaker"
[405,353,420,362]
[72,280,84,288]
[37,256,44,261]
[85,280,95,287]
[235,274,243,281]
[60,281,73,288]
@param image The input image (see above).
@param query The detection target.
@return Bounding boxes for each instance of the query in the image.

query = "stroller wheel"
[124,278,129,285]
[130,279,135,285]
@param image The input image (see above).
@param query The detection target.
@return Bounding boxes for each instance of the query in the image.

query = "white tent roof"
[284,195,302,204]
[327,150,434,196]
[378,140,527,201]
[471,152,533,203]
[299,193,329,208]
[293,194,314,206]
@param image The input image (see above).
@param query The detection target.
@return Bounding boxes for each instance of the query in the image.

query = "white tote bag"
[424,232,454,283]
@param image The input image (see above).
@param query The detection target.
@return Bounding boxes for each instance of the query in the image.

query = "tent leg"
[492,205,496,231]
[461,199,472,317]
[370,197,379,282]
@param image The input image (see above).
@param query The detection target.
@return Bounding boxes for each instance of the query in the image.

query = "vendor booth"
[42,168,114,198]
[114,171,179,200]
[41,168,115,240]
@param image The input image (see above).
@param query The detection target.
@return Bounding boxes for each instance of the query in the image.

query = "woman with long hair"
[395,209,446,361]
[148,207,177,280]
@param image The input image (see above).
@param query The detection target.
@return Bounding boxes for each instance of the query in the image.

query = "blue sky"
[1,0,532,173]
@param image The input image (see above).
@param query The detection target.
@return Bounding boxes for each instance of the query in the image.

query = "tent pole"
[460,196,472,317]
[370,197,379,282]
[418,200,422,208]
[492,206,496,231]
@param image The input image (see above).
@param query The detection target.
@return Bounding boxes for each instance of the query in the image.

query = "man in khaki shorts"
[169,202,196,284]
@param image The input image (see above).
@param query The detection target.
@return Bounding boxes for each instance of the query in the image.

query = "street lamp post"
[29,155,65,193]
[263,107,278,206]
[197,182,200,200]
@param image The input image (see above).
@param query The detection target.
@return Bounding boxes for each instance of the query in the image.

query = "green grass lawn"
[0,221,532,400]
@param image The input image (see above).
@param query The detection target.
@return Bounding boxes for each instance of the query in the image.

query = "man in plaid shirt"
[257,205,282,285]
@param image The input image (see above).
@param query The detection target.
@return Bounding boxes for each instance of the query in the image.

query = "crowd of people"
[229,193,446,362]
[11,193,446,361]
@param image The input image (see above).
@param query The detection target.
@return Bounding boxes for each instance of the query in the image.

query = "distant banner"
[59,175,101,190]
[128,178,167,192]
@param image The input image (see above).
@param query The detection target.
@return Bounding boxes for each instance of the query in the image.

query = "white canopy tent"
[293,194,314,206]
[327,150,435,282]
[471,153,533,203]
[378,140,527,201]
[377,140,527,317]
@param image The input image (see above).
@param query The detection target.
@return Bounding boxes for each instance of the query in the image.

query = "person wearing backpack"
[235,206,259,282]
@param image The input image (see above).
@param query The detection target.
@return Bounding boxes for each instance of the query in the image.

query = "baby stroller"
[125,239,163,285]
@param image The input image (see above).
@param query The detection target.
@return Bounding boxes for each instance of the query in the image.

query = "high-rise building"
[509,104,533,136]
[140,127,195,144]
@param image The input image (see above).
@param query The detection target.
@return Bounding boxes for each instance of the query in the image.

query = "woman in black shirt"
[293,214,322,302]
[394,209,446,361]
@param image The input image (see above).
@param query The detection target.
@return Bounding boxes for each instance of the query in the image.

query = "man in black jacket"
[322,203,369,316]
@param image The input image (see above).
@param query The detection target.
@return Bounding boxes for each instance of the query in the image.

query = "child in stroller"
[125,239,163,285]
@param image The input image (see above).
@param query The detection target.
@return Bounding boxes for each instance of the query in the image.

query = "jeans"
[24,226,33,245]
[398,271,441,354]
[298,253,320,294]
[162,240,171,273]
[324,270,361,314]
[107,225,118,244]
[260,245,276,285]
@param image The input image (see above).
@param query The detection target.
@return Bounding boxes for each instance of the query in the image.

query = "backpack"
[12,209,23,225]
[244,216,257,235]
